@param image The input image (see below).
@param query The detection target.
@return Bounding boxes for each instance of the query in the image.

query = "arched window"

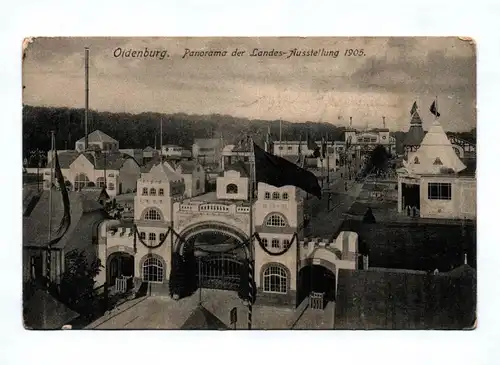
[282,192,289,200]
[265,214,286,227]
[96,177,106,188]
[142,256,164,283]
[150,188,156,196]
[144,208,162,221]
[413,157,420,164]
[142,187,148,196]
[271,239,280,249]
[74,173,90,190]
[226,183,238,194]
[264,192,271,200]
[272,192,280,200]
[263,265,288,294]
[108,182,115,191]
[196,180,201,190]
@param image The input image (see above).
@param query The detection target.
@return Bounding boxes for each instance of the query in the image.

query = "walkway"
[305,171,363,240]
[292,301,336,329]
[86,289,298,330]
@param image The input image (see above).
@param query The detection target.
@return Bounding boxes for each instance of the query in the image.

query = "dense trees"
[22,105,347,158]
[22,105,477,159]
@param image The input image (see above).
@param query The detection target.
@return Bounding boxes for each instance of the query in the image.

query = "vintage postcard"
[22,37,476,330]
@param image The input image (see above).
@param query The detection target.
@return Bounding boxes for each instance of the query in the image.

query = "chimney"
[349,117,352,128]
[84,47,90,151]
[382,116,386,129]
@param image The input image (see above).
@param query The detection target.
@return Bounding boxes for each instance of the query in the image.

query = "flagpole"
[248,136,256,330]
[279,120,282,156]
[46,131,55,285]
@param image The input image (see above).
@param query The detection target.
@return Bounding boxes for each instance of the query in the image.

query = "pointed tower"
[405,120,467,175]
[403,110,426,157]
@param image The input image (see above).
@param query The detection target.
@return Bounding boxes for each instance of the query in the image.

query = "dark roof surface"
[403,125,426,147]
[180,305,228,330]
[176,160,198,174]
[24,289,80,329]
[335,268,476,330]
[23,190,107,249]
[48,151,136,170]
[223,160,249,177]
[337,220,477,272]
[76,130,117,144]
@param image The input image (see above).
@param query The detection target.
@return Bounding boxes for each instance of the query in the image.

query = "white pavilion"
[397,120,476,220]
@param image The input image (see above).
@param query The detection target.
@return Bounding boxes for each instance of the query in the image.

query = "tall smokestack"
[84,47,90,151]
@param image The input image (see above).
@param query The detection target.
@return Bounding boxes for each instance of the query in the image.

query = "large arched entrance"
[297,261,336,306]
[107,252,135,286]
[172,222,251,298]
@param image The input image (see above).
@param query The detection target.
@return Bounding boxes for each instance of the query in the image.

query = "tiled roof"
[335,268,476,329]
[180,305,228,330]
[77,130,117,144]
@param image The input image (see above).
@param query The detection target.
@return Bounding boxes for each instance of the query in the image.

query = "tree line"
[22,105,476,158]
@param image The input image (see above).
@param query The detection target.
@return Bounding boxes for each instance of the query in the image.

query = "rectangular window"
[428,182,452,200]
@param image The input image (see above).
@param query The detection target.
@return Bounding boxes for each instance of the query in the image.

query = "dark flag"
[430,100,441,118]
[253,142,322,199]
[307,134,321,158]
[321,137,327,159]
[410,101,418,116]
[296,135,302,165]
[53,151,71,235]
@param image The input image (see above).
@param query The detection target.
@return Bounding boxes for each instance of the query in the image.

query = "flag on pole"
[430,100,440,118]
[410,101,418,116]
[321,137,327,160]
[297,134,302,165]
[253,142,322,199]
[53,150,71,235]
[307,134,321,158]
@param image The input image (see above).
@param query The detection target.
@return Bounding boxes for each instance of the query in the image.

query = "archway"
[107,252,135,286]
[172,222,251,298]
[297,261,336,305]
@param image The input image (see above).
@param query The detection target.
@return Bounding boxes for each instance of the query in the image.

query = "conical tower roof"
[403,111,425,147]
[405,120,466,175]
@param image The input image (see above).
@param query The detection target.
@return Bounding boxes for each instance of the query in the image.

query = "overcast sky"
[22,37,476,132]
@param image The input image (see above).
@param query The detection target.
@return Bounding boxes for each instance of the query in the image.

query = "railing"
[115,276,131,294]
[309,292,325,310]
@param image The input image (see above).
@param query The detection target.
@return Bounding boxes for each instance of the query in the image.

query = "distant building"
[142,146,160,165]
[344,127,396,159]
[161,145,192,160]
[397,120,476,220]
[44,150,141,196]
[175,160,206,198]
[120,149,144,166]
[75,130,119,152]
[192,138,224,165]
